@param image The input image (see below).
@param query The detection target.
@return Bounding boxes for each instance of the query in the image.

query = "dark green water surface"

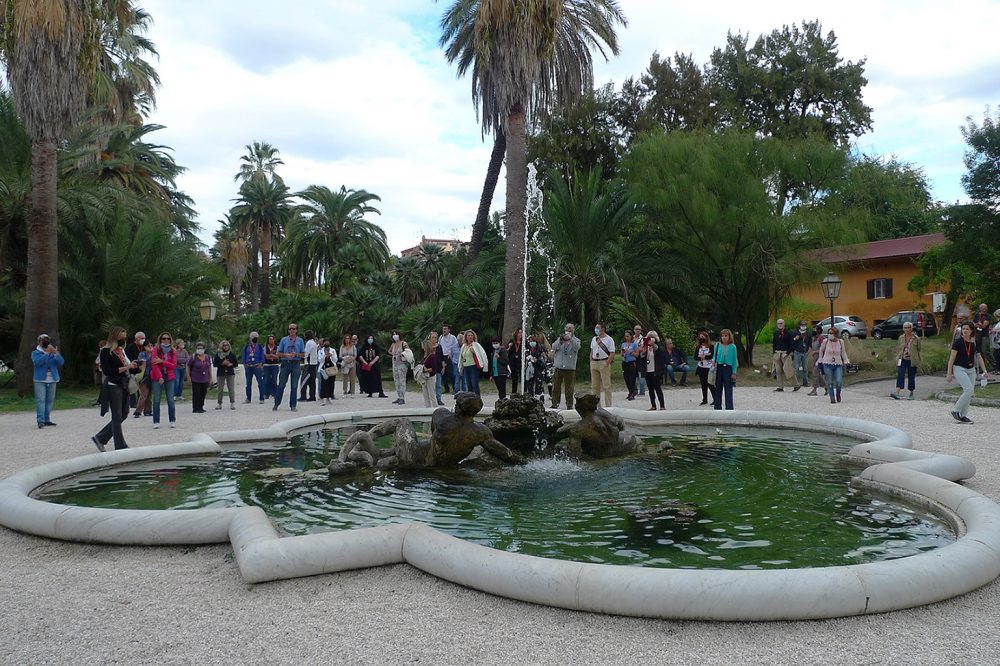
[33,424,954,569]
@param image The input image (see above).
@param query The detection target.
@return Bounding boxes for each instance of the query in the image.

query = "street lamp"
[199,299,217,323]
[820,272,842,336]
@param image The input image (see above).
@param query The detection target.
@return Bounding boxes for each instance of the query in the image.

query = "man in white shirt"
[590,322,616,407]
[299,330,319,402]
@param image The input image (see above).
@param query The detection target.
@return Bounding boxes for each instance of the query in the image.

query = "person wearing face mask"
[31,333,64,429]
[339,334,357,396]
[173,339,189,401]
[187,341,213,413]
[262,334,280,400]
[299,330,319,403]
[817,330,850,404]
[807,324,827,396]
[319,338,339,405]
[421,331,443,407]
[241,331,266,404]
[213,340,239,410]
[92,326,139,451]
[149,332,178,429]
[638,331,666,411]
[633,324,647,397]
[132,340,155,419]
[489,335,511,400]
[357,334,387,398]
[273,323,305,411]
[590,322,616,407]
[524,335,547,401]
[791,320,811,391]
[551,323,581,410]
[389,330,409,405]
[772,318,794,391]
[124,331,146,411]
[694,331,716,406]
[890,321,922,401]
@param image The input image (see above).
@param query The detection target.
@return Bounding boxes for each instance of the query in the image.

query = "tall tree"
[230,178,292,309]
[961,107,1000,211]
[234,140,283,184]
[88,0,160,125]
[438,0,626,338]
[213,219,250,317]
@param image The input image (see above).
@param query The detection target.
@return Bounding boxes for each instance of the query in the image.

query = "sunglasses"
[288,327,297,331]
[161,337,171,341]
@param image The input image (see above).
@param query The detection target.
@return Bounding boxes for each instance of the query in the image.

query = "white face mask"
[492,343,500,349]
[392,334,399,342]
[799,326,807,332]
[196,348,205,355]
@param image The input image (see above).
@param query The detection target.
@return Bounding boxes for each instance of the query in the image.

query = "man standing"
[31,333,64,429]
[664,338,689,386]
[590,322,616,407]
[973,303,992,370]
[633,324,646,396]
[439,324,460,394]
[791,320,811,391]
[242,331,265,404]
[273,323,305,412]
[299,330,318,402]
[124,331,146,410]
[551,323,581,410]
[772,318,793,392]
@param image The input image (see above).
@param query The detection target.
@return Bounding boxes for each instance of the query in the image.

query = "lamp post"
[199,299,217,348]
[820,272,842,336]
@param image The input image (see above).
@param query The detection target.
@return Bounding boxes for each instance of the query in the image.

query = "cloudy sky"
[142,0,1000,254]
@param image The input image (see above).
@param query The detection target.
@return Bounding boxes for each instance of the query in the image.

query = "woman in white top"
[458,330,488,396]
[388,330,409,405]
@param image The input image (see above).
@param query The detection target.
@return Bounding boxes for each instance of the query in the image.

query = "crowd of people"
[25,305,1000,451]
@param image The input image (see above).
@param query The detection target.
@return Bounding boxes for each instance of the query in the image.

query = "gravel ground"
[2,376,1000,665]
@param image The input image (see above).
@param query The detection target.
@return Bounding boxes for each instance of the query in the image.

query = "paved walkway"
[2,377,999,665]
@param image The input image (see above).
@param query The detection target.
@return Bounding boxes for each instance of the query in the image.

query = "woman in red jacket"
[149,331,178,429]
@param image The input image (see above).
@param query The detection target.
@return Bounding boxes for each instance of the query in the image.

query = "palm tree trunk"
[467,130,506,265]
[260,222,272,308]
[15,139,60,395]
[502,105,527,341]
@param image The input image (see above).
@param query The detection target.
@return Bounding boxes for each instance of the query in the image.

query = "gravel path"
[2,377,999,665]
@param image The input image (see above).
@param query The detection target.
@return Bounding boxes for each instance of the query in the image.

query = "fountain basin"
[1,408,999,620]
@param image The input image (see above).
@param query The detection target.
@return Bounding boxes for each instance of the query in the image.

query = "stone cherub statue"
[552,393,640,459]
[329,392,524,476]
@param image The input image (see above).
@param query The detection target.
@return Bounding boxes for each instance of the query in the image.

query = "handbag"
[707,365,717,385]
[323,364,338,378]
[127,375,139,395]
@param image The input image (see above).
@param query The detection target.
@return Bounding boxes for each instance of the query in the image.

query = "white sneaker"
[169,422,176,428]
[153,424,159,429]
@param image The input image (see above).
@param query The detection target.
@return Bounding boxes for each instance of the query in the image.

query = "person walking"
[772,318,793,391]
[149,332,177,429]
[490,336,511,400]
[339,334,357,396]
[507,328,525,395]
[357,334,387,398]
[213,340,239,410]
[299,331,319,402]
[694,332,716,406]
[124,331,146,412]
[388,330,409,405]
[439,324,460,394]
[712,329,739,411]
[31,333,64,429]
[639,331,666,411]
[633,324,647,397]
[890,322,922,401]
[458,330,488,396]
[551,324,581,409]
[319,339,339,405]
[262,335,280,400]
[173,339,189,401]
[241,332,266,404]
[590,323,615,407]
[273,323,305,411]
[973,303,991,369]
[620,330,639,400]
[807,324,827,396]
[92,326,138,452]
[946,321,989,424]
[420,332,442,407]
[818,331,849,404]
[791,320,811,391]
[132,340,154,419]
[187,342,212,413]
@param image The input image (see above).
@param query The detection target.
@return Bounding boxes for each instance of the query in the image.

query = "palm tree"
[88,0,160,125]
[393,255,426,306]
[234,141,283,184]
[417,242,447,300]
[213,220,250,317]
[230,178,292,308]
[438,0,626,338]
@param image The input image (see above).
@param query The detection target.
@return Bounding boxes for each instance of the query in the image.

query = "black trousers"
[645,372,664,409]
[95,382,129,450]
[192,381,209,412]
[442,359,455,392]
[697,366,717,403]
[622,360,637,395]
[300,364,318,400]
[495,376,508,400]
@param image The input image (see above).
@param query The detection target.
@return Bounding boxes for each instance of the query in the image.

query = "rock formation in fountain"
[552,393,641,459]
[484,392,564,454]
[328,392,525,476]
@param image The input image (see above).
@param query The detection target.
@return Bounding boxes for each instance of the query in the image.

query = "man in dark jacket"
[664,338,689,386]
[791,320,812,391]
[772,319,793,391]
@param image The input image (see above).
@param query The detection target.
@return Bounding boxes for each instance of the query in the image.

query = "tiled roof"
[819,232,946,263]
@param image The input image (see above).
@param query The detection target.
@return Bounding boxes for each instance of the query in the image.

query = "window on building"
[867,278,893,300]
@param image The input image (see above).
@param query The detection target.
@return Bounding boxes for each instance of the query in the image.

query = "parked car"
[817,315,868,339]
[871,311,938,339]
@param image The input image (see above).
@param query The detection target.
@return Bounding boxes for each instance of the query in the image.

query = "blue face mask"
[594,328,601,336]
[161,343,171,352]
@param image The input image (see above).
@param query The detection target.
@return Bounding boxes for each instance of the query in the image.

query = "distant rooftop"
[399,236,468,258]
[819,232,946,263]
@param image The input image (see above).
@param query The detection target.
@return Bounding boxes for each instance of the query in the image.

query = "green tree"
[234,140,283,185]
[961,107,1000,211]
[88,0,160,125]
[213,219,250,317]
[230,177,293,309]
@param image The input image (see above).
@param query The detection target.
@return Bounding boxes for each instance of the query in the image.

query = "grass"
[942,382,1000,400]
[0,377,99,414]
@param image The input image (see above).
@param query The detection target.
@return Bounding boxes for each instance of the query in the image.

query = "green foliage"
[655,306,698,352]
[754,298,826,344]
[962,107,1000,210]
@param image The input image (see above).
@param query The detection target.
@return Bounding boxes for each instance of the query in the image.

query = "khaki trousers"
[590,359,613,407]
[551,368,576,408]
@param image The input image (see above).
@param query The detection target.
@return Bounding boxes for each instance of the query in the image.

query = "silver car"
[817,315,868,339]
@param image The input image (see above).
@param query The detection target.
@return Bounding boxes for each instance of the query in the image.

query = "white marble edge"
[1,408,999,620]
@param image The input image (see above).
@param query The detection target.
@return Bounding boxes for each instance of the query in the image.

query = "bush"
[656,306,697,352]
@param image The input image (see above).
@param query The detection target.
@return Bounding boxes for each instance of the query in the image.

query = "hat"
[37,333,49,340]
[250,331,259,339]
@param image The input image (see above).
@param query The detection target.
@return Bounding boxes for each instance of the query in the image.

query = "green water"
[33,424,953,569]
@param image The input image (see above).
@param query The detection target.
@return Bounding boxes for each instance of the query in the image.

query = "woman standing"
[213,341,239,410]
[187,342,212,413]
[149,332,178,429]
[507,328,524,394]
[818,331,849,404]
[712,329,739,411]
[420,332,441,408]
[524,335,546,400]
[490,336,511,400]
[358,334,387,398]
[459,330,488,396]
[31,333,64,429]
[621,330,639,400]
[319,339,339,406]
[806,324,827,396]
[339,334,357,396]
[92,326,137,451]
[694,332,716,406]
[263,335,280,400]
[946,321,989,424]
[173,339,189,401]
[639,332,666,411]
[389,330,408,405]
[890,322,922,400]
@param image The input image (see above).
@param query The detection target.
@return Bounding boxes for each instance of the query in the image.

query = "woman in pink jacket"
[149,331,178,428]
[817,332,850,404]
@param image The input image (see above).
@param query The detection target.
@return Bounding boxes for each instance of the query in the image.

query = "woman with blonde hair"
[339,334,357,396]
[149,331,178,429]
[92,326,138,452]
[458,329,488,396]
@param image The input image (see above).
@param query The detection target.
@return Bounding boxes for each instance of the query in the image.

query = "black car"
[872,311,938,339]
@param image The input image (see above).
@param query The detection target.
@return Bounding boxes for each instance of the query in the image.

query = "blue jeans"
[462,365,481,395]
[244,365,264,401]
[151,378,176,424]
[34,381,57,425]
[637,372,646,395]
[452,360,462,392]
[824,364,844,401]
[173,366,186,398]
[666,364,689,385]
[435,373,443,403]
[274,363,301,409]
[263,365,279,398]
[712,365,734,410]
[793,350,809,386]
[895,359,916,392]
